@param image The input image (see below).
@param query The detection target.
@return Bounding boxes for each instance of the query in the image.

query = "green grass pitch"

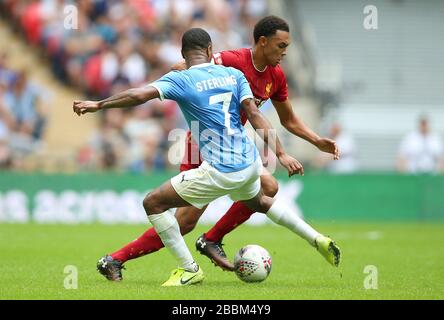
[1,222,443,300]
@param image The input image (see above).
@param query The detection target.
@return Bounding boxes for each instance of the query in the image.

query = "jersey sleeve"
[212,50,242,69]
[271,68,289,102]
[148,71,185,102]
[236,70,254,103]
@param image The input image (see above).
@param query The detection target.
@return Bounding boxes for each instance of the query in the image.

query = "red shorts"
[180,131,202,172]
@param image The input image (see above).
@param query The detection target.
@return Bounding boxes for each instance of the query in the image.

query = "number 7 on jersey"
[209,92,235,136]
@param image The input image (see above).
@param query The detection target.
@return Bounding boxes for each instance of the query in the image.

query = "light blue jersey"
[150,63,258,173]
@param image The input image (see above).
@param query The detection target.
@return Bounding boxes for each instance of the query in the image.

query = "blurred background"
[0,0,443,224]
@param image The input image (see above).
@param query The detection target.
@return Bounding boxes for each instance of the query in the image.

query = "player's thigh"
[143,180,191,214]
[260,168,279,197]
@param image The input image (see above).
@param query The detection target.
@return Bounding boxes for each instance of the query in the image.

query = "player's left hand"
[316,138,340,160]
[73,100,100,116]
[278,153,304,177]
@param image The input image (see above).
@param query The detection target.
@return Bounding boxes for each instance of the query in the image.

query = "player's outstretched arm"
[73,86,160,116]
[273,99,340,160]
[242,98,304,176]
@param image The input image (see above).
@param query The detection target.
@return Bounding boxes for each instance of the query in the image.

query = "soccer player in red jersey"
[97,16,340,281]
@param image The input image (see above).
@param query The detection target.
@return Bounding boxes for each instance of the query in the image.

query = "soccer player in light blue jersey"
[74,28,340,286]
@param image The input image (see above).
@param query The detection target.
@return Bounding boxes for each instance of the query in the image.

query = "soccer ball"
[234,245,272,283]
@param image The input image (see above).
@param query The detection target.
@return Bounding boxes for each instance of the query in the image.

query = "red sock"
[111,227,164,263]
[205,202,255,242]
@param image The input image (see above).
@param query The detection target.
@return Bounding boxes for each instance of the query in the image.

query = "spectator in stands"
[101,38,147,88]
[397,116,444,174]
[63,12,105,90]
[3,70,48,142]
[123,102,164,173]
[0,52,17,89]
[89,108,129,171]
[1,70,50,170]
[313,122,357,173]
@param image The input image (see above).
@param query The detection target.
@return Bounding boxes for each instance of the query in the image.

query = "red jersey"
[213,48,289,124]
[180,48,289,172]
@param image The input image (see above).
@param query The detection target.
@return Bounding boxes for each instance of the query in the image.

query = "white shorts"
[170,158,262,209]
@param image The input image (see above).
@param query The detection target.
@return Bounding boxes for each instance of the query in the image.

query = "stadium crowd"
[0,0,267,172]
[0,52,50,169]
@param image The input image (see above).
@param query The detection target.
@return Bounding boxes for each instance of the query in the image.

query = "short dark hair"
[254,16,290,43]
[182,28,212,53]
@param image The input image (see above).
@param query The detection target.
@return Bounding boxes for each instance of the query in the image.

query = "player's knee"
[258,196,273,213]
[143,193,164,215]
[246,192,274,213]
[142,194,153,215]
[262,177,279,197]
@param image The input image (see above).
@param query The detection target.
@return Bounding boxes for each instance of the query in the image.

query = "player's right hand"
[277,153,304,177]
[73,100,100,116]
